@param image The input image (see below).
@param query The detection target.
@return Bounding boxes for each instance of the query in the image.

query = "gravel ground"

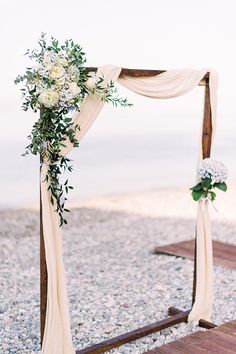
[0,187,236,353]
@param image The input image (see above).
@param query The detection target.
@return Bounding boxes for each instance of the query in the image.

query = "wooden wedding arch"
[40,68,213,353]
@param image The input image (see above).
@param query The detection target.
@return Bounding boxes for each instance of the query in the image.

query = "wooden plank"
[144,321,236,354]
[154,240,236,269]
[76,310,190,354]
[185,332,235,353]
[145,345,181,354]
[201,330,236,348]
[144,331,208,353]
[217,321,236,333]
[185,331,236,352]
[164,338,209,354]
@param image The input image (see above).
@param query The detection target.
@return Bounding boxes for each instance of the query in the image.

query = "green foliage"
[215,182,227,192]
[15,34,132,226]
[190,179,227,203]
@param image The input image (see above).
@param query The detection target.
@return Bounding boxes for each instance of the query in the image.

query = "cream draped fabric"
[41,65,218,353]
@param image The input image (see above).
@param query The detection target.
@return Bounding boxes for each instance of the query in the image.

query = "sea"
[1,89,235,210]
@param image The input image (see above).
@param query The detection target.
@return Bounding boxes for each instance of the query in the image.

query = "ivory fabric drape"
[41,65,218,353]
[41,66,122,354]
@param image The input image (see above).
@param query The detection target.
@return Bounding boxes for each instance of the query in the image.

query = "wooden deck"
[153,240,236,269]
[143,320,236,353]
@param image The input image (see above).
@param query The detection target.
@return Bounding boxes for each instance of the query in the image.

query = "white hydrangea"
[60,83,80,102]
[198,158,228,184]
[43,52,56,69]
[38,89,60,108]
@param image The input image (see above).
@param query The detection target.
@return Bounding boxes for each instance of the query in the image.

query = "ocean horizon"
[1,128,235,210]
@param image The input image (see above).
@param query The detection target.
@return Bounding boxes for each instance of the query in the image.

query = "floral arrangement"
[190,158,228,202]
[15,33,132,225]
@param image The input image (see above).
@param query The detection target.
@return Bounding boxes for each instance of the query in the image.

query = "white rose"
[50,65,66,79]
[38,89,60,108]
[68,82,81,97]
[55,77,66,87]
[85,72,97,90]
[56,57,68,66]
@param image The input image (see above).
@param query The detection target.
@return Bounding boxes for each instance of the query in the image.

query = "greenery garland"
[15,34,132,225]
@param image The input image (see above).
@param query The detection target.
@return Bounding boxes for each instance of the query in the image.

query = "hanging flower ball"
[190,158,228,202]
[198,158,228,184]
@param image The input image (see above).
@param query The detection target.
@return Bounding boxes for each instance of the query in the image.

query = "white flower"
[60,89,73,102]
[43,52,55,68]
[198,158,228,184]
[50,65,66,79]
[38,89,60,108]
[85,72,98,90]
[68,82,81,97]
[56,57,68,66]
[55,77,66,87]
[68,65,78,76]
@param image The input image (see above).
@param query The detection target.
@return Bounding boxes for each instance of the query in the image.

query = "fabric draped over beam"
[41,65,218,354]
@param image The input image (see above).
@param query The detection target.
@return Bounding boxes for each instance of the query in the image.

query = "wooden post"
[40,163,48,343]
[192,76,212,304]
[202,82,212,159]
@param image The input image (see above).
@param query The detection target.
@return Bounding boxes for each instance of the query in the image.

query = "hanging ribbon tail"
[41,164,75,354]
[188,200,213,322]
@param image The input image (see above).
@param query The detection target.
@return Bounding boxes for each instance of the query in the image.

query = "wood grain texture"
[202,83,212,158]
[154,240,236,269]
[144,321,236,354]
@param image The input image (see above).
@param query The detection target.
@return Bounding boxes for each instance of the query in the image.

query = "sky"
[0,0,236,206]
[1,0,236,140]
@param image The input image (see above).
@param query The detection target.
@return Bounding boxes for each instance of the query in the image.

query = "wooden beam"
[202,82,212,158]
[76,309,190,354]
[40,175,47,344]
[85,67,209,85]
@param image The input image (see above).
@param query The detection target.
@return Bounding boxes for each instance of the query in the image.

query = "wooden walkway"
[143,320,236,353]
[153,240,236,269]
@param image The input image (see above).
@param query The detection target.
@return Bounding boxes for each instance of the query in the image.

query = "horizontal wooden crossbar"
[76,308,190,354]
[85,67,209,85]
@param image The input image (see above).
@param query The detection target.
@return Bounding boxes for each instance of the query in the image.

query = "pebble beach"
[0,185,236,353]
